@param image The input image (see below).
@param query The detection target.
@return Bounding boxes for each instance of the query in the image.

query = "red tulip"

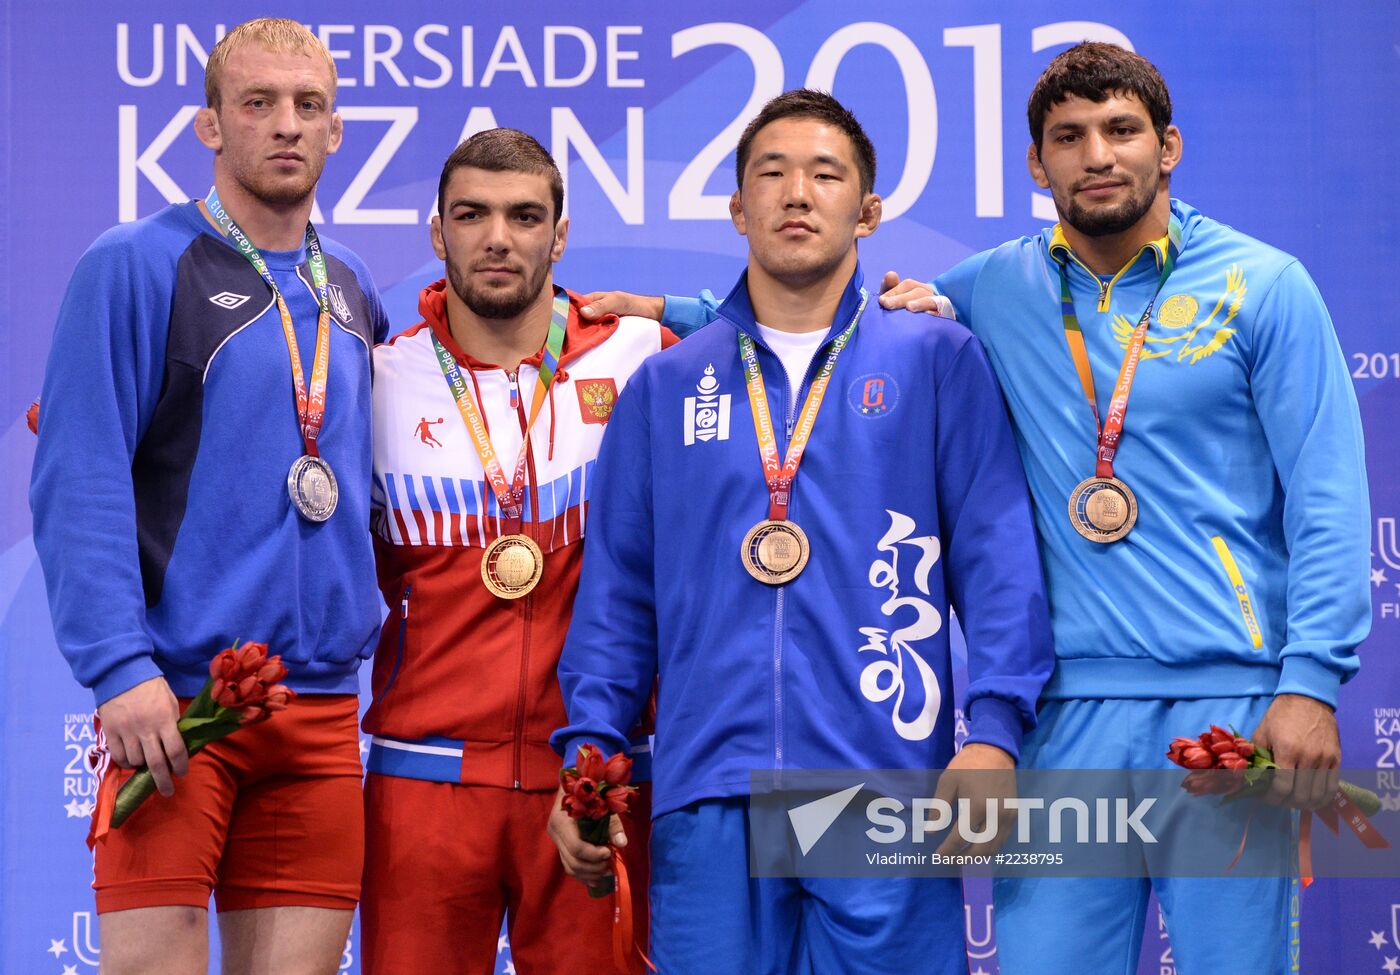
[604,752,632,787]
[577,745,606,782]
[1181,745,1215,769]
[1166,738,1196,765]
[262,685,295,712]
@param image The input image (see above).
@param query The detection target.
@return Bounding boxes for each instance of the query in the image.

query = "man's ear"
[430,215,447,261]
[195,107,222,152]
[1159,124,1182,178]
[1026,143,1051,190]
[855,193,882,240]
[326,111,343,156]
[551,215,570,263]
[729,189,747,236]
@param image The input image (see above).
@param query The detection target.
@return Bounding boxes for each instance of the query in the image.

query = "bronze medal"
[735,290,868,587]
[741,519,811,585]
[481,533,544,599]
[1068,476,1138,543]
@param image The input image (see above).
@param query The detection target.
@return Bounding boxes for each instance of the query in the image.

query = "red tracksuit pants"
[361,774,650,974]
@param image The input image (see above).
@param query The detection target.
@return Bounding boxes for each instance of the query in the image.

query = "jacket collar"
[416,280,619,371]
[714,263,869,349]
[1045,197,1198,275]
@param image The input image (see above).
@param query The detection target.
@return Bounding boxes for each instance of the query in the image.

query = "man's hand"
[579,292,665,322]
[546,785,627,894]
[877,271,953,316]
[1251,694,1341,810]
[96,676,188,797]
[933,742,1018,858]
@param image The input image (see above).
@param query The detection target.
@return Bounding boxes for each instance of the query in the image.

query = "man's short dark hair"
[1027,42,1173,151]
[437,128,564,223]
[735,89,877,196]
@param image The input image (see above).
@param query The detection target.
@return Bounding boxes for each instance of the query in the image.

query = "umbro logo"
[209,291,251,309]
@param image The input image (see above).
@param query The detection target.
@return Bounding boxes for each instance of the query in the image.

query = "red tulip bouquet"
[560,743,638,896]
[1166,724,1388,881]
[90,640,295,844]
[559,744,650,973]
[1166,724,1381,814]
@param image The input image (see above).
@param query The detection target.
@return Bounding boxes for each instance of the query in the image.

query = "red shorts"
[93,694,364,914]
[361,775,651,975]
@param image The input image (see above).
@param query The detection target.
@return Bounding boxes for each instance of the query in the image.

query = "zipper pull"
[508,371,519,410]
[400,584,411,618]
[1096,279,1110,312]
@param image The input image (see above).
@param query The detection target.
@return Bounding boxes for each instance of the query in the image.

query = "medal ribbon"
[205,189,332,458]
[1055,216,1181,479]
[739,289,867,521]
[431,291,569,523]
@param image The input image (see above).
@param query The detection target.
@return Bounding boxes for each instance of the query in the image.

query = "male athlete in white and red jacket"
[360,129,674,974]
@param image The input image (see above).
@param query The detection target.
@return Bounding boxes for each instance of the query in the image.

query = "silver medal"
[287,454,338,522]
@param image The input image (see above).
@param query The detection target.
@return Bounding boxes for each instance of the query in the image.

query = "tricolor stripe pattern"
[374,462,594,550]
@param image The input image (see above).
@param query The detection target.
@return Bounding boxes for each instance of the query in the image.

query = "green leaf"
[183,679,215,719]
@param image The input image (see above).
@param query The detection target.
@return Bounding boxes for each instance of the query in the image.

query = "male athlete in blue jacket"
[547,90,1054,974]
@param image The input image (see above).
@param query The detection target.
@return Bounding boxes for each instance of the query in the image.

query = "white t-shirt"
[754,323,828,421]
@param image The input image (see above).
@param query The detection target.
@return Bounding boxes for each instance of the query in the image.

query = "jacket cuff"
[93,655,165,709]
[660,296,712,338]
[1274,656,1342,710]
[962,697,1026,761]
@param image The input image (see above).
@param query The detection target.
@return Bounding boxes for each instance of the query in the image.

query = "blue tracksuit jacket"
[553,264,1053,818]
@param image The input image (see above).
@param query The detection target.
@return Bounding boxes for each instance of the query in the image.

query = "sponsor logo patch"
[209,291,251,309]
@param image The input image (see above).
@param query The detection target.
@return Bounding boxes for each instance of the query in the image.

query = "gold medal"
[1068,476,1138,543]
[481,533,544,599]
[742,520,810,585]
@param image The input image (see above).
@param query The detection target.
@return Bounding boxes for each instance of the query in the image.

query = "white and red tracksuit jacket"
[364,280,675,790]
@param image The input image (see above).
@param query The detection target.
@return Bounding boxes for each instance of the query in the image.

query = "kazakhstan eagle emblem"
[1112,264,1247,364]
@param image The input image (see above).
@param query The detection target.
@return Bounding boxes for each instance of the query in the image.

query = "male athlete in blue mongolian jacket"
[549,90,1052,975]
[652,44,1370,975]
